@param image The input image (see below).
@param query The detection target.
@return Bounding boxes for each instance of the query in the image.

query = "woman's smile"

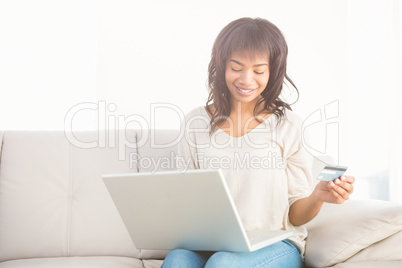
[235,86,256,96]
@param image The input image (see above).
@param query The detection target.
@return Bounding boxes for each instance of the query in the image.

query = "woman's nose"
[239,70,253,85]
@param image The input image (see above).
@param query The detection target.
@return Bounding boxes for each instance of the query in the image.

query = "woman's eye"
[255,71,264,75]
[231,68,241,72]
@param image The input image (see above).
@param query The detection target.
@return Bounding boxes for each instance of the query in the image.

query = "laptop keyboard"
[246,230,270,244]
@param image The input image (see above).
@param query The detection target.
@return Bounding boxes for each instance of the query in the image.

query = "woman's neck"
[230,97,265,118]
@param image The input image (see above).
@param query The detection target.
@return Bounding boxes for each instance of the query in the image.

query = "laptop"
[102,169,292,252]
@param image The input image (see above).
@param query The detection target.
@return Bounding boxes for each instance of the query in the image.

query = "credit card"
[317,165,348,181]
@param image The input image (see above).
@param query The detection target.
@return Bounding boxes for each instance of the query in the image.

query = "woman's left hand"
[313,175,355,204]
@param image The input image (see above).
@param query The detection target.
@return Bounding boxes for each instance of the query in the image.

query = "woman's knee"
[204,251,237,268]
[162,249,207,268]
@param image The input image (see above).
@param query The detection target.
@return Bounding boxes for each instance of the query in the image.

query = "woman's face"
[225,52,270,106]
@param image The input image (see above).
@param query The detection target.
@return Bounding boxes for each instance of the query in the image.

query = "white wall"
[343,0,401,201]
[0,0,98,130]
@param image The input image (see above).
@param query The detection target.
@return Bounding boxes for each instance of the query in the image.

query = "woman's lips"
[235,86,255,96]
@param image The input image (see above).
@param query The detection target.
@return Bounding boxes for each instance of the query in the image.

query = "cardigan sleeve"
[176,108,204,171]
[286,142,314,206]
[177,123,198,170]
[282,113,314,206]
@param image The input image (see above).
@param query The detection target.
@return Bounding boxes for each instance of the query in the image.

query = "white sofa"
[0,130,401,268]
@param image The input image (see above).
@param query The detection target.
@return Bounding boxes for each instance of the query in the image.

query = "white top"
[177,106,313,256]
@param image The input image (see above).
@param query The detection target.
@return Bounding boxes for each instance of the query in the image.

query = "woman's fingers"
[329,189,346,204]
[316,176,356,204]
[341,175,355,184]
[329,176,355,203]
[334,179,354,193]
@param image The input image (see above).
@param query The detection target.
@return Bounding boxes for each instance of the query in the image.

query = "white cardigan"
[177,106,313,256]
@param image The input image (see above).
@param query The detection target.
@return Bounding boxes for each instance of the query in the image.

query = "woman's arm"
[289,175,355,226]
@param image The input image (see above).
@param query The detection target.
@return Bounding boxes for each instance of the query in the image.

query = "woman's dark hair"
[206,17,298,134]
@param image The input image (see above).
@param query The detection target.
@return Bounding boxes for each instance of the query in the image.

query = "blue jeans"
[161,240,303,268]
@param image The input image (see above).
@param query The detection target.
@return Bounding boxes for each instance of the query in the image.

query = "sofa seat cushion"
[143,259,163,268]
[0,256,144,268]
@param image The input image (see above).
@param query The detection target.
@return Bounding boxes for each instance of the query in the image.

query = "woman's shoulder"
[184,106,209,119]
[182,106,210,128]
[275,108,304,132]
[283,109,303,124]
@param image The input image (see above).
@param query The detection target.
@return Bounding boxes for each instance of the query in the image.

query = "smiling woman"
[205,17,299,136]
[162,17,356,268]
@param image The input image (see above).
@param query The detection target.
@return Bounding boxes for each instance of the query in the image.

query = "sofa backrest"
[135,129,181,172]
[0,130,179,262]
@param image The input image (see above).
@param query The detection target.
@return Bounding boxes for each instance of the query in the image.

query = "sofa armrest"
[304,199,402,268]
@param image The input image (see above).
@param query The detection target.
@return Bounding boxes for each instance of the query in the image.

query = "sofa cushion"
[0,131,140,262]
[346,230,402,262]
[143,259,164,268]
[68,131,139,257]
[0,131,72,261]
[304,199,402,268]
[0,256,143,268]
[135,129,180,172]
